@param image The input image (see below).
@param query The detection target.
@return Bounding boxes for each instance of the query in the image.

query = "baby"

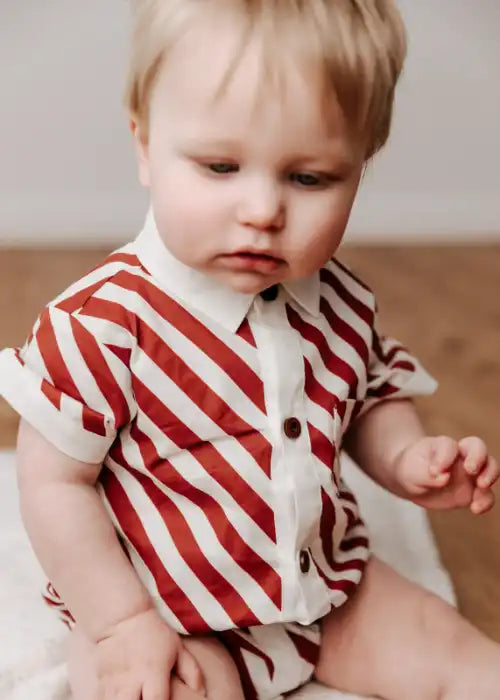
[1,1,500,698]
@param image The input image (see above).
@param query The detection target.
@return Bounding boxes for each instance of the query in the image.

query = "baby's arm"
[17,418,153,640]
[342,398,498,514]
[342,398,425,498]
[16,418,205,696]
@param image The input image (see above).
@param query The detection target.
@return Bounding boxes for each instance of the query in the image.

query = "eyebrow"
[177,138,243,153]
[288,150,355,170]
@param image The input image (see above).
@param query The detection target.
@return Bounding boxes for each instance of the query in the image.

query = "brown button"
[260,285,279,301]
[299,550,310,574]
[283,417,302,439]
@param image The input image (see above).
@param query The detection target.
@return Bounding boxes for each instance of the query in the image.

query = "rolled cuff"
[0,348,114,464]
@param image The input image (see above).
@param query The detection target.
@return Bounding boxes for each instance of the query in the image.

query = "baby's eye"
[206,163,239,175]
[290,172,325,188]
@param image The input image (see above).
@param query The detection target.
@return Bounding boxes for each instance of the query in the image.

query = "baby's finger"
[476,456,500,489]
[470,487,495,515]
[428,436,459,477]
[458,436,488,475]
[423,470,452,490]
[176,647,206,696]
[171,676,206,698]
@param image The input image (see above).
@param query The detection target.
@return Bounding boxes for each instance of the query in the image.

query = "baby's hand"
[394,436,498,514]
[93,607,206,699]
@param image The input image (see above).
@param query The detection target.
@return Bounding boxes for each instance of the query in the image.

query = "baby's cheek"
[152,185,218,259]
[287,228,342,276]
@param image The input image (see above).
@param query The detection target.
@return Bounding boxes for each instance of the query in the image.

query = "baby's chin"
[211,269,283,296]
[229,278,283,296]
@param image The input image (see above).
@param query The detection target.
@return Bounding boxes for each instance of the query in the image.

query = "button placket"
[250,295,317,620]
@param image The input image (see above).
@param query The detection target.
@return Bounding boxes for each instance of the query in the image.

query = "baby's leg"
[315,556,500,700]
[67,626,245,700]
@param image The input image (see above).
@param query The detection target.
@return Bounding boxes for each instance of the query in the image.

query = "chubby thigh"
[67,627,245,700]
[314,555,477,699]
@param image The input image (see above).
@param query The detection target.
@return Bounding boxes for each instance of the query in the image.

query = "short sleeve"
[0,304,136,463]
[358,322,437,419]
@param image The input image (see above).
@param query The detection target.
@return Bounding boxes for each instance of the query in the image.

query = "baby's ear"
[130,120,151,188]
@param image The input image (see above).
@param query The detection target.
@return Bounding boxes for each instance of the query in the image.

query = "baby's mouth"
[220,251,284,273]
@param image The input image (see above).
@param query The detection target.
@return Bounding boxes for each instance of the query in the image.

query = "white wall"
[0,0,499,246]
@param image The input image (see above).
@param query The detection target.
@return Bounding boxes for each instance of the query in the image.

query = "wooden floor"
[1,246,499,641]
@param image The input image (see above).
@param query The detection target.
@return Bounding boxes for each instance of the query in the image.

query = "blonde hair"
[125,0,407,159]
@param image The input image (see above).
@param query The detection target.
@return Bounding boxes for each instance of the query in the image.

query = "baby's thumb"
[176,646,206,695]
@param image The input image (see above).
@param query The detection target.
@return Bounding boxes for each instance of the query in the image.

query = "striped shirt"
[0,210,437,634]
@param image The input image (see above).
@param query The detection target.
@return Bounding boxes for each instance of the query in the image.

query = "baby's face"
[135,12,365,294]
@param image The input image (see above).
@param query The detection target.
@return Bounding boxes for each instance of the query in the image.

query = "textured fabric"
[0,213,437,637]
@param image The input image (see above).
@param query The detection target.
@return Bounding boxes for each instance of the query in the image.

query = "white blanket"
[0,451,455,700]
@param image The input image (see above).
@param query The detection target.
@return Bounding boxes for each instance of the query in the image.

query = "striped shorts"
[217,620,321,699]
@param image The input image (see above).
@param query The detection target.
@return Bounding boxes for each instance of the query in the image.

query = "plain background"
[0,0,499,245]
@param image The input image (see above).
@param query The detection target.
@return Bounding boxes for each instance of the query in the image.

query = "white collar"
[134,208,321,333]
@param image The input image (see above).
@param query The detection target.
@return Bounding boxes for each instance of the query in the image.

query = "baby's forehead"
[152,75,352,164]
[151,20,348,137]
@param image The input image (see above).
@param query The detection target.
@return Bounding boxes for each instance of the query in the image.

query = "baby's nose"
[237,181,285,231]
